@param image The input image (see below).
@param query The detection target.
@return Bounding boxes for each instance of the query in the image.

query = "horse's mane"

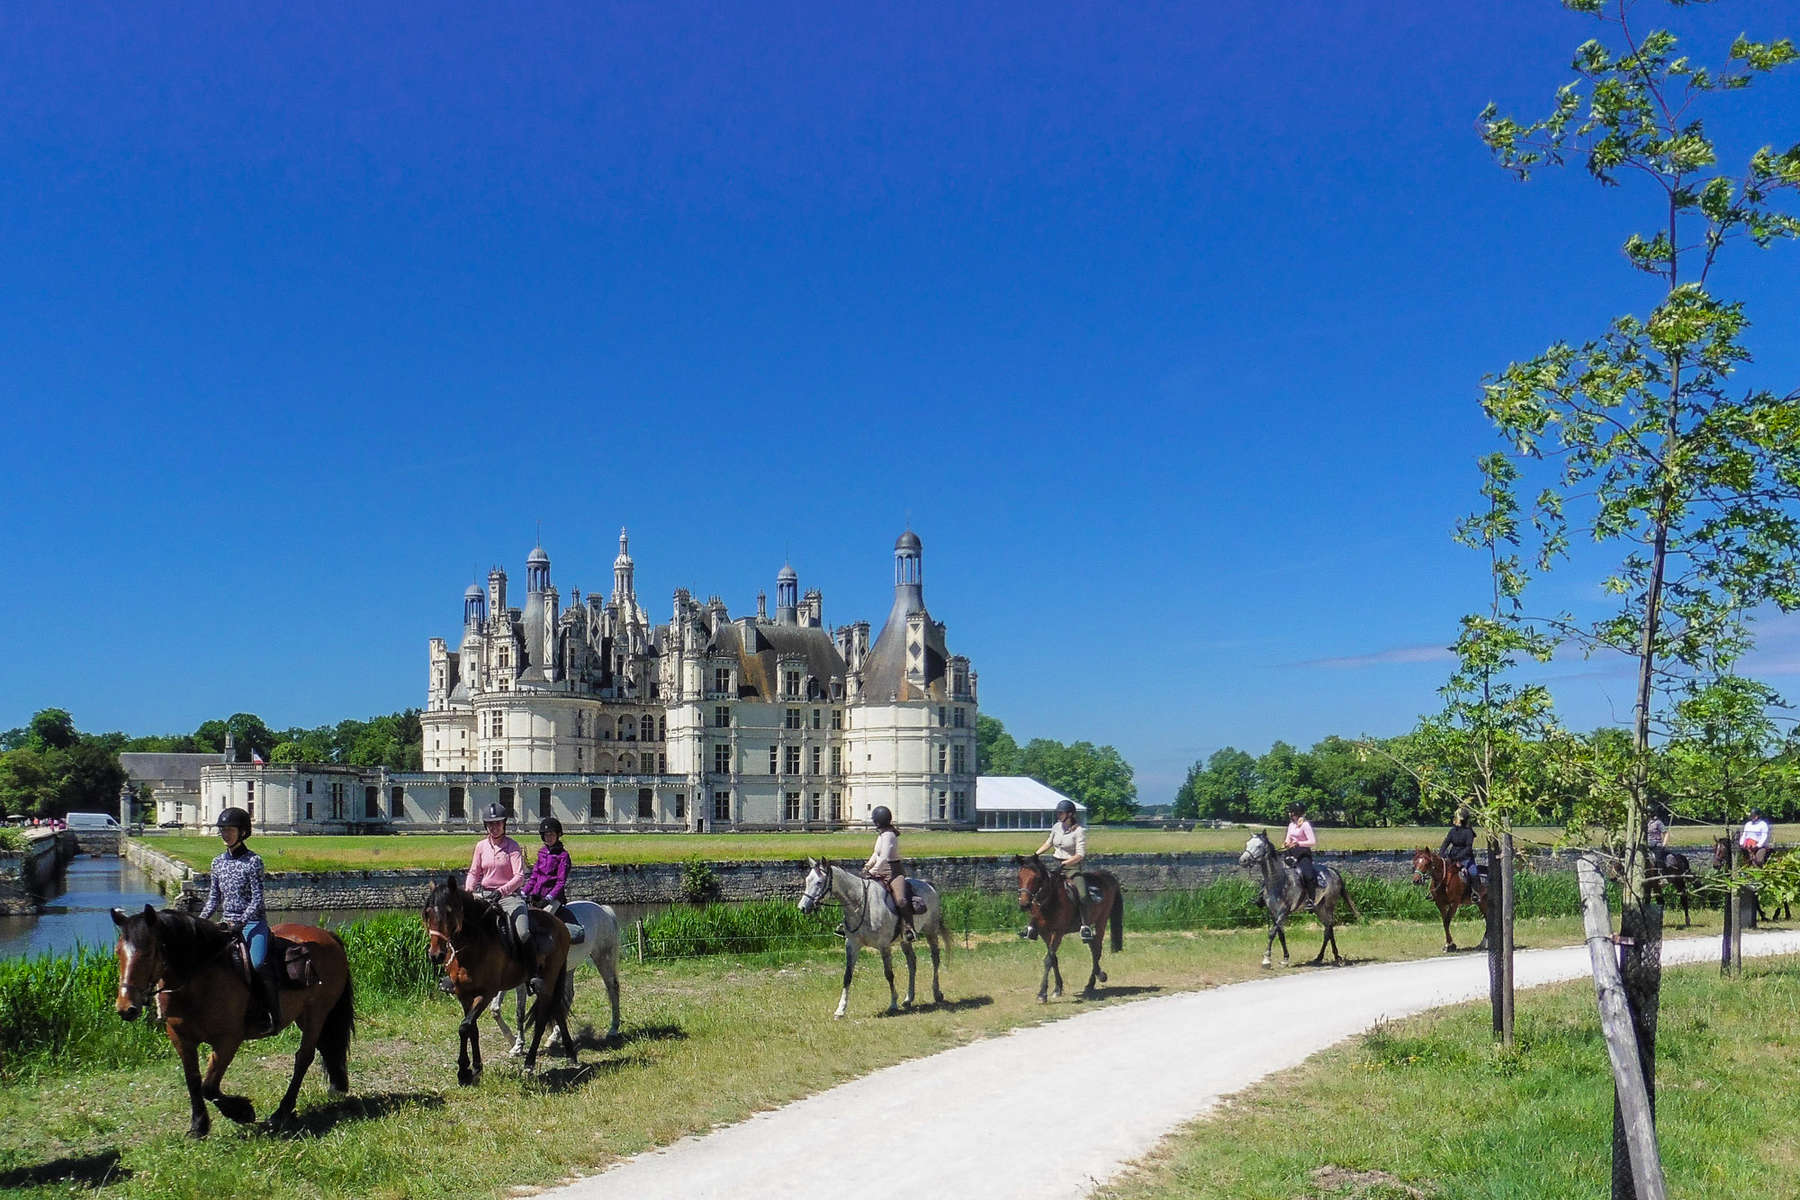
[143,909,237,975]
[423,878,502,935]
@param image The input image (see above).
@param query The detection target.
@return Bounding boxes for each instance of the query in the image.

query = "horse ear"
[447,872,460,890]
[111,907,127,927]
[1012,854,1023,865]
[143,903,157,926]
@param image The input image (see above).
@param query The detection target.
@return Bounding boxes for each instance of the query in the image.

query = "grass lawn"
[1095,951,1799,1200]
[139,824,1678,873]
[0,914,1606,1199]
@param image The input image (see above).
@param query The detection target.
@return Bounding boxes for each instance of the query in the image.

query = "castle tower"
[613,528,635,603]
[527,544,551,595]
[776,563,798,626]
[463,582,487,630]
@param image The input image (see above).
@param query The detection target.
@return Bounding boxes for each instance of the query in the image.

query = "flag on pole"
[250,751,264,765]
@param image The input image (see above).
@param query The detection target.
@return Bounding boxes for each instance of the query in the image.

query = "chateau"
[194,531,980,833]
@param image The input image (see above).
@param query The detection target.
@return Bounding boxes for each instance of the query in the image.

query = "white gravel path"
[541,930,1800,1200]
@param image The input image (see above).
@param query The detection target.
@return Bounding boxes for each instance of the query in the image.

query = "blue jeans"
[242,919,271,970]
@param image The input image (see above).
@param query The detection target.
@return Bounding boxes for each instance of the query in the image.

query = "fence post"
[636,918,646,964]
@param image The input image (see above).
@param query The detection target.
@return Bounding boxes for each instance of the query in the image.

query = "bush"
[643,899,835,960]
[678,856,720,904]
[0,944,168,1082]
[0,826,27,853]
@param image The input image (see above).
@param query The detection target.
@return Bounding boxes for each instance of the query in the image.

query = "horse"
[110,905,354,1137]
[1648,845,1694,928]
[1410,848,1489,952]
[1238,831,1360,968]
[1014,854,1124,1003]
[422,875,574,1083]
[493,900,623,1056]
[1713,837,1791,924]
[797,858,949,1019]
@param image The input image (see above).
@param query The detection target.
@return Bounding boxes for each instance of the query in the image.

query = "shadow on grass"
[874,995,995,1017]
[0,1150,129,1190]
[1076,984,1163,1001]
[613,1022,687,1049]
[279,1091,446,1138]
[528,1055,653,1091]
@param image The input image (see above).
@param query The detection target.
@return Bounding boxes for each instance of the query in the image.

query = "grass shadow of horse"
[274,1090,446,1138]
[873,994,995,1017]
[1072,983,1162,1001]
[0,1150,129,1190]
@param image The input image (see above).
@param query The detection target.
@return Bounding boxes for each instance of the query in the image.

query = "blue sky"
[3,2,1796,800]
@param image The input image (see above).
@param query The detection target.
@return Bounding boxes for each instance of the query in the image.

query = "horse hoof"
[187,1122,210,1140]
[457,1069,476,1087]
[509,1042,525,1057]
[1037,994,1048,1004]
[1261,959,1272,969]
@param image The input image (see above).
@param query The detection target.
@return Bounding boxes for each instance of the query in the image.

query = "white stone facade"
[198,530,979,833]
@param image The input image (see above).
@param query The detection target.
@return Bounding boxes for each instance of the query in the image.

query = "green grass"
[1094,957,1800,1200]
[0,912,1609,1199]
[147,826,1617,872]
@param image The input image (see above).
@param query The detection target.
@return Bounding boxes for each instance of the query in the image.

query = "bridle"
[116,932,164,1011]
[802,864,869,935]
[1018,863,1055,912]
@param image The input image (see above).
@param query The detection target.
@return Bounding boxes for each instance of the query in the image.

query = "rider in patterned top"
[861,806,913,941]
[1438,808,1480,892]
[198,807,279,1034]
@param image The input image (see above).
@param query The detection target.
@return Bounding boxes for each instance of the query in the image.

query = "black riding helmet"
[870,805,894,830]
[539,816,563,837]
[480,801,509,825]
[217,807,252,835]
[1054,798,1078,819]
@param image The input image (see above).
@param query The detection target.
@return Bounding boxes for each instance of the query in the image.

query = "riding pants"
[241,919,271,970]
[1287,849,1317,894]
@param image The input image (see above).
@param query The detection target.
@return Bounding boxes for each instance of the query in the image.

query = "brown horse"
[1713,837,1791,924]
[422,876,573,1084]
[1014,854,1123,1003]
[1410,849,1489,953]
[1648,846,1694,928]
[111,905,354,1137]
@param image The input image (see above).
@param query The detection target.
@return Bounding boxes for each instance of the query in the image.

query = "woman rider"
[198,807,279,1035]
[860,805,913,941]
[464,802,553,994]
[1024,798,1096,943]
[1281,802,1318,908]
[522,816,572,919]
[1439,807,1480,894]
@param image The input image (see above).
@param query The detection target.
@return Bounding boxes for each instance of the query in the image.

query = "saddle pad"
[564,922,586,946]
[276,939,321,988]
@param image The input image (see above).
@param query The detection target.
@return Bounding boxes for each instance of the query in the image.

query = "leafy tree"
[192,720,228,754]
[1479,6,1799,1190]
[223,713,277,761]
[1173,747,1258,820]
[27,708,77,751]
[0,748,58,819]
[56,742,125,815]
[1017,738,1138,823]
[975,715,1021,775]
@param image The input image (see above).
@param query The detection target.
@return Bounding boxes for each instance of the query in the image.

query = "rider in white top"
[860,806,913,941]
[1741,809,1773,867]
[1023,799,1096,943]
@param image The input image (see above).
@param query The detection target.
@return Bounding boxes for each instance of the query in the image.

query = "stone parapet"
[123,838,197,901]
[0,831,75,915]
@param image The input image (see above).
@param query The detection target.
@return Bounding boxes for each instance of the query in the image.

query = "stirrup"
[1078,924,1096,943]
[832,921,847,938]
[902,925,916,942]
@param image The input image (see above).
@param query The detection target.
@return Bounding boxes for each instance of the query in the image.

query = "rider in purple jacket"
[522,817,571,913]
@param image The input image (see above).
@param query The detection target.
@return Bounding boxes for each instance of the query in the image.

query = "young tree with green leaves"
[1479,4,1799,1192]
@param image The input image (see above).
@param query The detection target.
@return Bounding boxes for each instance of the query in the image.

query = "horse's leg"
[174,1033,210,1138]
[834,941,857,1019]
[900,938,917,1009]
[928,928,944,1005]
[523,963,561,1073]
[879,944,899,1014]
[458,993,493,1085]
[602,950,622,1043]
[1441,902,1457,953]
[494,984,522,1056]
[200,1038,256,1125]
[1047,930,1066,998]
[1083,931,1104,995]
[1262,920,1277,969]
[1037,931,1056,1002]
[268,1016,323,1127]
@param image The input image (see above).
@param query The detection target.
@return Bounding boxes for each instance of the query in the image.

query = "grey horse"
[797,858,949,1018]
[1238,830,1360,968]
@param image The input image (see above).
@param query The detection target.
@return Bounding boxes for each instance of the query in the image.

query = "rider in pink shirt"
[462,803,548,994]
[1281,802,1319,907]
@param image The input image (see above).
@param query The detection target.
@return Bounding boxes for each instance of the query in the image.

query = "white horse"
[494,900,623,1055]
[797,858,949,1019]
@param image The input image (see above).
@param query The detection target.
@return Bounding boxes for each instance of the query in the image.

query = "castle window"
[809,792,821,821]
[449,786,466,819]
[784,745,801,775]
[658,716,666,741]
[830,791,843,821]
[391,786,405,820]
[365,786,380,820]
[640,715,655,742]
[831,746,843,776]
[499,787,515,818]
[831,709,842,731]
[953,707,966,728]
[937,790,948,820]
[658,753,667,773]
[637,788,654,819]
[620,753,636,773]
[489,749,503,771]
[538,787,552,820]
[713,790,731,822]
[811,708,821,730]
[785,708,802,730]
[619,716,635,740]
[938,707,947,727]
[810,746,822,775]
[498,646,510,667]
[714,705,731,728]
[674,793,686,820]
[783,670,801,699]
[488,711,503,738]
[713,667,731,694]
[305,780,313,794]
[938,744,948,773]
[713,744,732,774]
[784,792,801,822]
[589,787,606,818]
[769,746,779,774]
[953,744,968,774]
[953,790,968,821]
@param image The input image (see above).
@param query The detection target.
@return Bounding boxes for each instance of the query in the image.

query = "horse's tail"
[1110,886,1125,952]
[1338,875,1363,923]
[320,951,355,1093]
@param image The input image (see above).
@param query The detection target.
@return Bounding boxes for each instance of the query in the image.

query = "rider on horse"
[1023,799,1098,943]
[522,816,571,915]
[1439,807,1481,893]
[1281,802,1319,909]
[861,805,914,941]
[464,802,556,995]
[1647,807,1670,871]
[198,806,280,1035]
[1741,808,1773,868]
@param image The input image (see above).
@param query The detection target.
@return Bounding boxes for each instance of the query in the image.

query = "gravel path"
[542,930,1800,1200]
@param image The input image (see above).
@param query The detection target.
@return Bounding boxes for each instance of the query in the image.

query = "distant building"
[975,776,1084,831]
[120,751,226,827]
[197,530,980,833]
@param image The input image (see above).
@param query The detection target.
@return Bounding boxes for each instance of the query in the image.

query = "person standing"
[198,807,279,1035]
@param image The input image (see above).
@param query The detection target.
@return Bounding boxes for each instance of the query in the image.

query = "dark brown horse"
[111,905,354,1137]
[1015,854,1123,1003]
[422,876,573,1084]
[1713,838,1791,924]
[1410,849,1489,953]
[1648,846,1694,928]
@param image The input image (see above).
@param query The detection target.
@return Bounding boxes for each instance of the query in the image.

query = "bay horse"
[1648,846,1694,928]
[797,858,949,1019]
[1713,837,1791,924]
[1239,831,1359,968]
[1410,848,1489,952]
[422,876,574,1083]
[1013,854,1124,1003]
[494,899,623,1055]
[111,905,353,1137]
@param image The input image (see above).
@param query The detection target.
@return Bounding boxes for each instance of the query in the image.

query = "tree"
[1017,738,1138,823]
[1173,747,1258,820]
[975,715,1021,775]
[1479,7,1800,1192]
[27,708,78,751]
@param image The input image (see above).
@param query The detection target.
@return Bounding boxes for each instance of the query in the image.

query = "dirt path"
[542,931,1800,1200]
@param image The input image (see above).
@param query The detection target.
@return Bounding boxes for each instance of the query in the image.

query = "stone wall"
[129,844,1582,914]
[0,832,75,915]
[70,828,122,856]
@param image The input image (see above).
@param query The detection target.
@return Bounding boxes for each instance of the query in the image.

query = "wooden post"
[1576,854,1666,1200]
[1730,840,1744,974]
[1499,830,1516,1046]
[1485,836,1503,1038]
[636,918,646,964]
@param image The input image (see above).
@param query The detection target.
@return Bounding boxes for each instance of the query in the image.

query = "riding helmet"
[870,805,893,829]
[481,801,509,825]
[539,816,563,837]
[1054,799,1077,818]
[216,807,252,834]
[1287,802,1307,817]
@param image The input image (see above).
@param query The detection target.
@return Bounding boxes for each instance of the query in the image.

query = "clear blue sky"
[3,2,1796,800]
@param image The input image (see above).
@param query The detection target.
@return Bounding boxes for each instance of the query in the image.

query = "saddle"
[535,900,585,946]
[879,878,928,916]
[229,936,319,990]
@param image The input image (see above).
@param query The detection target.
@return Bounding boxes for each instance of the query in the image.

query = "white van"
[64,811,124,832]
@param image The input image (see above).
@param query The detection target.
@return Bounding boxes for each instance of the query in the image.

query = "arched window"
[640,715,655,742]
[619,752,636,774]
[618,716,635,740]
[595,752,615,774]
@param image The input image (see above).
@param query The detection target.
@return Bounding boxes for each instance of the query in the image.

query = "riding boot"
[1077,904,1096,944]
[248,962,280,1036]
[833,920,848,938]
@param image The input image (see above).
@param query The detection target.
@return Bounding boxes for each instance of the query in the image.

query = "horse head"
[797,858,831,913]
[422,873,466,965]
[1238,832,1271,867]
[110,903,162,1021]
[1712,837,1732,870]
[1410,848,1435,885]
[1015,854,1052,913]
